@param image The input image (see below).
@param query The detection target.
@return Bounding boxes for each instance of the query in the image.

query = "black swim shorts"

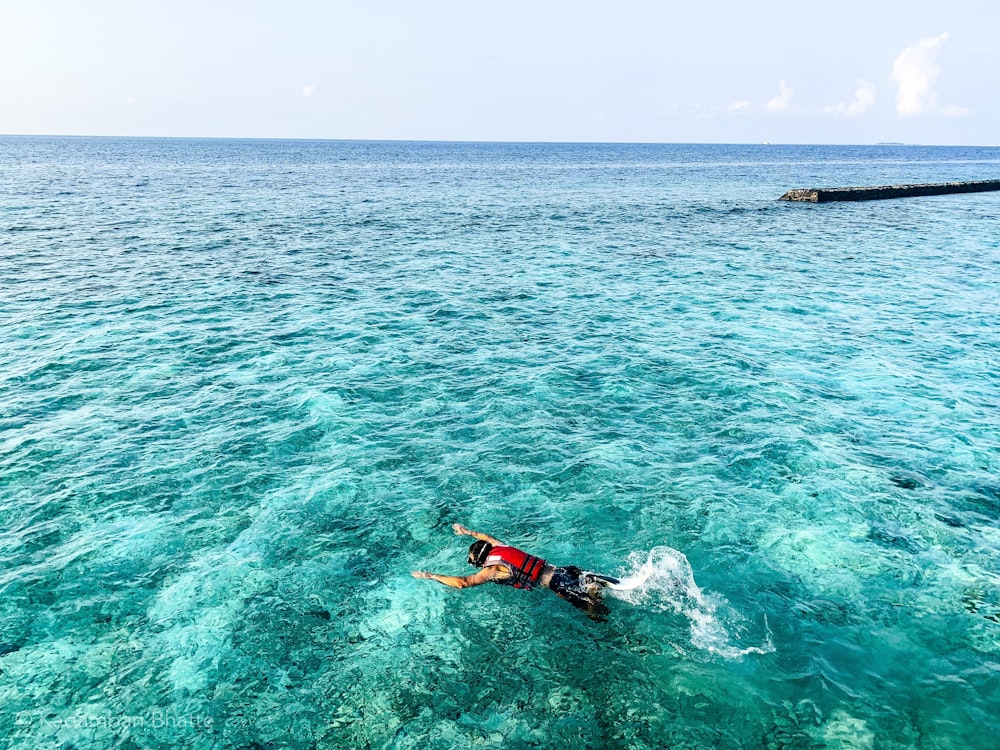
[548,565,614,619]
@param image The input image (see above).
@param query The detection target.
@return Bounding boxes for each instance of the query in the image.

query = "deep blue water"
[1,137,999,749]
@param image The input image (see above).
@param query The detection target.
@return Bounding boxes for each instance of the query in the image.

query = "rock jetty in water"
[780,179,1000,202]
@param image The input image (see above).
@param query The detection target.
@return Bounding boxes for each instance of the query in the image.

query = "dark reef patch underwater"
[1,137,999,748]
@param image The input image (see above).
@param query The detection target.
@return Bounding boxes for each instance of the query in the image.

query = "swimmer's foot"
[584,573,620,587]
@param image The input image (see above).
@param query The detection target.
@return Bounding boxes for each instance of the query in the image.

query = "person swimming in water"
[412,523,619,619]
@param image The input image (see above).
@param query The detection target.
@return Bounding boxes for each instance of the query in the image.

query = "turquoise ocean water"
[1,137,999,749]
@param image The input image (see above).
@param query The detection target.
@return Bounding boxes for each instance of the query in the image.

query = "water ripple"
[1,138,999,748]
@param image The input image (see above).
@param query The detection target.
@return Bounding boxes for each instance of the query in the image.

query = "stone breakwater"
[780,179,1000,202]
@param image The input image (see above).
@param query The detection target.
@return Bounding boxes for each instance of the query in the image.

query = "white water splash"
[607,546,774,659]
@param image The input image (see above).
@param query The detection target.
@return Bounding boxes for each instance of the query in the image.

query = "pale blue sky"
[2,1,997,144]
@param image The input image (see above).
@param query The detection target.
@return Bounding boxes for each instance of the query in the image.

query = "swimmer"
[412,523,619,620]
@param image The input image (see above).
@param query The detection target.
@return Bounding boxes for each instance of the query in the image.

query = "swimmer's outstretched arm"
[412,567,503,589]
[451,523,502,546]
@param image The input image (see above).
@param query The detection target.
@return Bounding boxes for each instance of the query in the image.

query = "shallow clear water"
[1,137,999,749]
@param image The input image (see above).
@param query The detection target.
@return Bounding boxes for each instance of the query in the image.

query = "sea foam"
[608,546,774,658]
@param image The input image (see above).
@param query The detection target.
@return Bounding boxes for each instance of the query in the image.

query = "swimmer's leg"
[549,567,615,620]
[585,597,610,621]
[556,588,609,620]
[580,574,619,620]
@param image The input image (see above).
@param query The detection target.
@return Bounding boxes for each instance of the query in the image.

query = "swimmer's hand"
[412,571,433,579]
[452,524,502,546]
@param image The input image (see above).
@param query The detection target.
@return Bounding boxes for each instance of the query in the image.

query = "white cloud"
[302,84,317,97]
[825,80,876,117]
[891,33,967,117]
[766,81,793,113]
[940,103,971,117]
[687,100,752,119]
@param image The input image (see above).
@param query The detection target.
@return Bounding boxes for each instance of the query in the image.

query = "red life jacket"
[485,545,547,590]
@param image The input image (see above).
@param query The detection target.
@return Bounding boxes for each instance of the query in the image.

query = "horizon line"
[4,132,999,149]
